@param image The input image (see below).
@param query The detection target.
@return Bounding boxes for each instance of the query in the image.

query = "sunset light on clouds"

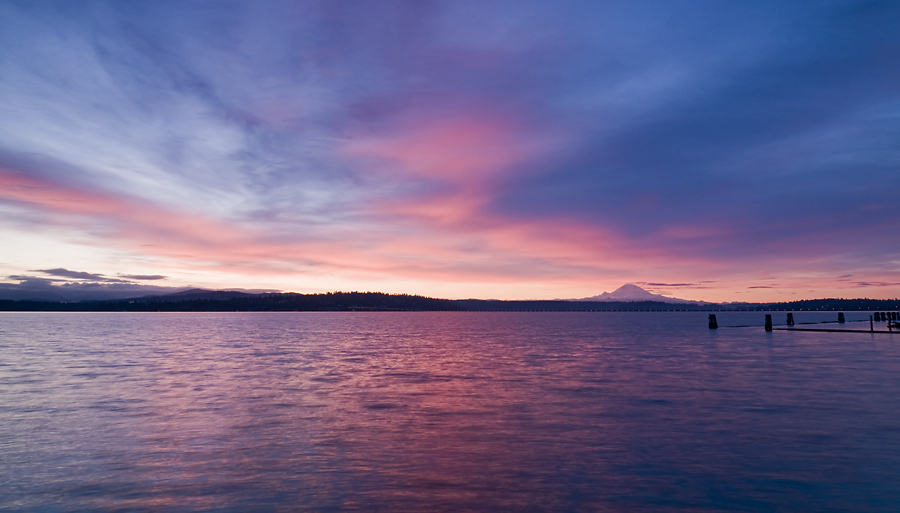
[1,0,899,302]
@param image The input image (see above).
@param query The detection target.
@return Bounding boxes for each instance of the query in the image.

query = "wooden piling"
[786,313,794,326]
[765,314,772,332]
[708,314,718,329]
[870,315,874,332]
[838,312,845,323]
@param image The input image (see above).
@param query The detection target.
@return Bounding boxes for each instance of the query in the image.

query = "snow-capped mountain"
[578,283,697,304]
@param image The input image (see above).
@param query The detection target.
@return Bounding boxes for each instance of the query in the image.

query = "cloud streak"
[119,274,167,281]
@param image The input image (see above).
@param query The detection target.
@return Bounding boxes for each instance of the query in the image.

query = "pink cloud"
[343,115,526,184]
[0,169,313,274]
[342,110,560,228]
[1,169,239,247]
[338,110,728,282]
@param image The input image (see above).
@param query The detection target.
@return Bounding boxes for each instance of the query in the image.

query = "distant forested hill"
[0,291,460,312]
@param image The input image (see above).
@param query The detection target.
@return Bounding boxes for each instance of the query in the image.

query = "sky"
[1,0,899,302]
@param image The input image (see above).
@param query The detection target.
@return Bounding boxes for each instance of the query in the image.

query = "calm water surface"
[1,311,899,512]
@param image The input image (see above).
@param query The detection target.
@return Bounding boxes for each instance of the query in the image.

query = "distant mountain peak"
[611,283,650,296]
[579,283,696,303]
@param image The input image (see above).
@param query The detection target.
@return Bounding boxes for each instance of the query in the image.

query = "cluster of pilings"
[872,311,898,322]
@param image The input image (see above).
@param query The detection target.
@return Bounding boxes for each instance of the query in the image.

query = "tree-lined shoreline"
[0,290,897,312]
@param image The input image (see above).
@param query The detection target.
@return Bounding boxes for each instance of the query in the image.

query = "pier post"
[708,314,718,329]
[786,313,794,326]
[765,314,772,332]
[838,312,845,324]
[870,315,874,332]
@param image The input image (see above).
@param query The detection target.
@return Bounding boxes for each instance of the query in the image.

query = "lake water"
[2,311,899,512]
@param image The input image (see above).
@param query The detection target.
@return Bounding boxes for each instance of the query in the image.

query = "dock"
[708,311,899,333]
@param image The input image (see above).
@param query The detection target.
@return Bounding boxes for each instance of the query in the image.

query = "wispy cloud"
[852,282,900,288]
